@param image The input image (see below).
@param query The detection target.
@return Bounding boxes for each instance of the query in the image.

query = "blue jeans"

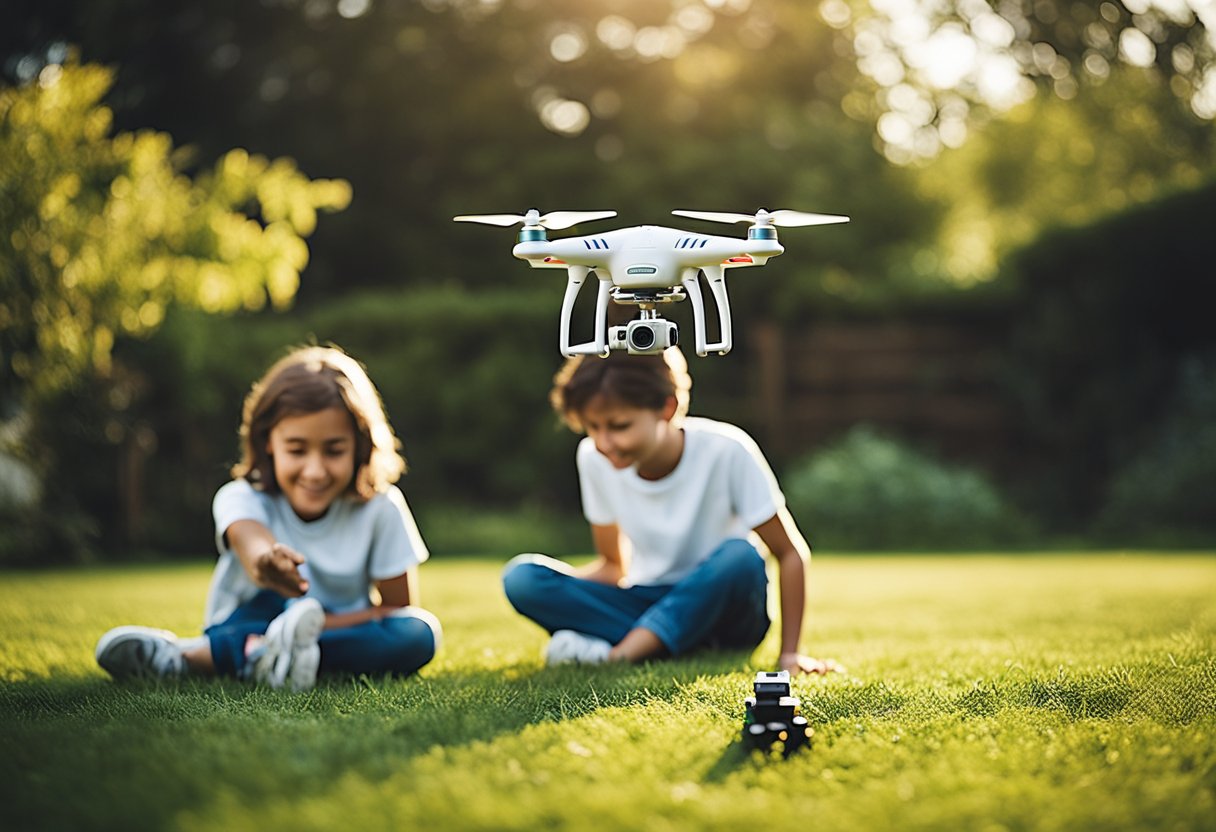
[206,590,440,679]
[502,538,771,656]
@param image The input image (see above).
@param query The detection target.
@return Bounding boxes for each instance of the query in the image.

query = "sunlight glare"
[819,0,852,29]
[939,116,968,148]
[337,0,371,19]
[1118,27,1157,68]
[976,55,1032,110]
[860,51,906,86]
[1172,43,1195,74]
[970,11,1015,49]
[1083,52,1111,79]
[550,28,588,63]
[674,4,715,36]
[597,16,636,52]
[540,98,591,137]
[634,26,686,61]
[911,24,977,89]
[877,111,914,146]
[1193,66,1216,119]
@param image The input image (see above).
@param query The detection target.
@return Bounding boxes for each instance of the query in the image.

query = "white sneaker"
[95,626,185,681]
[545,630,612,665]
[248,598,325,691]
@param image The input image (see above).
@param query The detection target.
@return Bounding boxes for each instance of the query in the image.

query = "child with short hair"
[96,345,440,690]
[503,347,840,675]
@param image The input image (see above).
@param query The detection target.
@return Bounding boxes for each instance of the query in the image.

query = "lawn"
[1,553,1214,831]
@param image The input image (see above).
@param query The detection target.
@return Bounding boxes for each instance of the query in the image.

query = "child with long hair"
[96,345,440,690]
[503,347,840,675]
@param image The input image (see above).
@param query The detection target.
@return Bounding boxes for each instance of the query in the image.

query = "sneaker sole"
[266,599,325,689]
[95,626,180,679]
[288,644,321,692]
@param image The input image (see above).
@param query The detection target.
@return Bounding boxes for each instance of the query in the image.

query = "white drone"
[453,208,849,357]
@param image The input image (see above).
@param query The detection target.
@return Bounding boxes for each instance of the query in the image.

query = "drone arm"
[560,266,611,358]
[681,265,733,356]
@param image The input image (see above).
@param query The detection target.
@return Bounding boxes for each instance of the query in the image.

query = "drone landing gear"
[682,265,732,357]
[557,266,734,358]
[559,266,612,357]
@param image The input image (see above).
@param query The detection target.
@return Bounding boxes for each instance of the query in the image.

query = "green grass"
[2,553,1214,831]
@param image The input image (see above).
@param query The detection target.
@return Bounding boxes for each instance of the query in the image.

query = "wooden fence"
[741,320,1014,469]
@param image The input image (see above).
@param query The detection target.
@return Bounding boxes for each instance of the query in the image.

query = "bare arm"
[753,508,841,675]
[576,523,628,586]
[320,570,418,629]
[225,518,308,598]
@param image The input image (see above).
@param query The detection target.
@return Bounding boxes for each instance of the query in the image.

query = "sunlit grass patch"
[1,553,1213,830]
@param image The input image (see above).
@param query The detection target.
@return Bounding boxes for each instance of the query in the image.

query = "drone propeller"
[672,208,849,227]
[453,209,617,230]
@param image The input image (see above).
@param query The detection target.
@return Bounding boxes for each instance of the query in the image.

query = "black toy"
[742,670,812,756]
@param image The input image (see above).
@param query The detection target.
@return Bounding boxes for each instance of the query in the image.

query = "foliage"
[1,555,1214,830]
[998,179,1216,527]
[783,426,1032,550]
[918,68,1216,282]
[840,0,1215,163]
[1095,356,1216,543]
[298,286,578,509]
[2,2,1213,558]
[2,286,585,563]
[0,1,936,310]
[0,58,350,399]
[414,502,591,558]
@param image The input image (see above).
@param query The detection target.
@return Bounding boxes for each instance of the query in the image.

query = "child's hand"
[255,543,309,597]
[780,652,846,676]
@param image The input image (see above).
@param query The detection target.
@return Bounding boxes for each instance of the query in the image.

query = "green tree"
[0,1,934,309]
[919,66,1216,282]
[830,0,1214,164]
[0,59,351,400]
[0,58,350,563]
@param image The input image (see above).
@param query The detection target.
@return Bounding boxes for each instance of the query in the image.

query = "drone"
[453,207,849,357]
[743,670,813,757]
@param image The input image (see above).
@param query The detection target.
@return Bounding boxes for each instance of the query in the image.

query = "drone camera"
[609,320,678,355]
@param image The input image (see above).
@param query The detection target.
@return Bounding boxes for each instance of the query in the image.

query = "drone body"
[512,223,783,287]
[454,208,848,357]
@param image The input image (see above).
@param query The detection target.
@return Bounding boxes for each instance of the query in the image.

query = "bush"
[783,426,1032,550]
[1094,356,1216,544]
[415,501,591,558]
[999,180,1216,527]
[5,285,585,563]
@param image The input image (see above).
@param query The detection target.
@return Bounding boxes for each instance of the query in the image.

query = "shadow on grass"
[0,650,759,830]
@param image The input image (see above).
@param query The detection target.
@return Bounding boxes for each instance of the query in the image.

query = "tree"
[0,58,351,400]
[829,0,1214,165]
[918,65,1216,282]
[0,1,935,308]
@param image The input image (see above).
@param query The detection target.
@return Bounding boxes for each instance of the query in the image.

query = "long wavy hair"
[231,345,406,500]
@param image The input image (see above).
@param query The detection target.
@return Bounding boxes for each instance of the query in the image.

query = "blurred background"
[2,0,1213,564]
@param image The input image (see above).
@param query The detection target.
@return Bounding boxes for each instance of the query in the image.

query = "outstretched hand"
[780,652,846,676]
[254,543,309,598]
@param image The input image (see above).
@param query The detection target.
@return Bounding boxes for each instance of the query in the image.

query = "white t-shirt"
[577,416,784,586]
[203,479,429,627]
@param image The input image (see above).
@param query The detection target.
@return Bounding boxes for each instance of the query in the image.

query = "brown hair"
[231,345,406,500]
[550,346,692,432]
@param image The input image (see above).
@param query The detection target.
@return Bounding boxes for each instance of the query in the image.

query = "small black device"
[742,669,812,756]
